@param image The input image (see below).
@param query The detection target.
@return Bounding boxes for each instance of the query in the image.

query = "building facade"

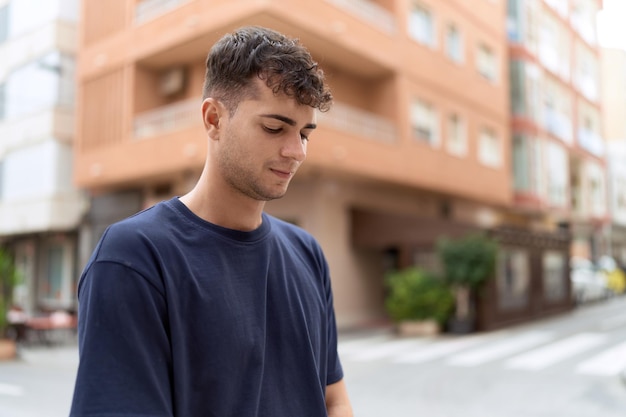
[507,0,608,259]
[0,0,87,315]
[75,0,515,329]
[600,47,626,265]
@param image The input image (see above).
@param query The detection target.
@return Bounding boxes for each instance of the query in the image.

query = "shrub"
[0,248,19,337]
[384,267,455,325]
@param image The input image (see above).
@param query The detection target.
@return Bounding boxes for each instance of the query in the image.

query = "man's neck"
[179,183,265,232]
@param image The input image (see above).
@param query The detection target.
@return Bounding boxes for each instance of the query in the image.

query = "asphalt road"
[1,296,626,417]
[341,296,626,417]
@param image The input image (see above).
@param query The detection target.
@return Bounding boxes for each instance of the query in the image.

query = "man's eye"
[300,134,309,142]
[263,126,282,134]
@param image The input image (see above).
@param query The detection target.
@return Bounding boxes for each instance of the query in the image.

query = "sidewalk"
[16,343,79,368]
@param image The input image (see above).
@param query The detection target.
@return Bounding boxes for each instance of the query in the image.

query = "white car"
[570,258,610,304]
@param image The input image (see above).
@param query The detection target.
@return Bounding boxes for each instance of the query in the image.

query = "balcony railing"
[134,97,397,143]
[318,102,397,143]
[577,128,604,157]
[134,98,201,138]
[325,0,396,35]
[135,0,192,24]
[543,109,573,144]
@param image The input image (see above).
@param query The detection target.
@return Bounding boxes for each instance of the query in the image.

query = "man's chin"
[261,191,287,201]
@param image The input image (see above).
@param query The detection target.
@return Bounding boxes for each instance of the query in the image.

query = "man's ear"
[201,98,224,140]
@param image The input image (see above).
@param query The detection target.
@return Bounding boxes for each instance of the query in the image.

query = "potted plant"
[0,248,19,360]
[437,233,498,334]
[384,267,455,336]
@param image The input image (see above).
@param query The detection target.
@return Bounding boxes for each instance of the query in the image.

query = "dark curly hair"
[203,26,333,115]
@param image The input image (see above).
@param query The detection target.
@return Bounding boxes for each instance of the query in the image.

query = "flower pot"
[397,319,441,337]
[0,338,16,361]
[446,317,475,334]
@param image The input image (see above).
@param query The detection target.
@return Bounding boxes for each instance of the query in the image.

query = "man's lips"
[270,168,295,179]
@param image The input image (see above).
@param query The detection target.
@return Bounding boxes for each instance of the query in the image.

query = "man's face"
[214,78,317,201]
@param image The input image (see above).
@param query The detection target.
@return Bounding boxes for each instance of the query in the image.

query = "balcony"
[570,14,597,46]
[543,109,572,144]
[575,74,598,102]
[577,128,604,157]
[134,97,200,138]
[0,192,88,235]
[0,108,75,155]
[318,102,396,143]
[135,0,193,24]
[571,187,587,218]
[538,43,560,76]
[0,20,77,81]
[324,0,396,35]
[133,97,397,143]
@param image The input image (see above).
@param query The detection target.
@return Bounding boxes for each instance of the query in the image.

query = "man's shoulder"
[266,214,315,242]
[265,214,326,260]
[96,200,175,256]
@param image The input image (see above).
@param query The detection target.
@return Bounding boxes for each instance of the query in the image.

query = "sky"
[597,0,626,49]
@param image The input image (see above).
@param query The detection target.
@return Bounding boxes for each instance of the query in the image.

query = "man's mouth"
[270,168,293,180]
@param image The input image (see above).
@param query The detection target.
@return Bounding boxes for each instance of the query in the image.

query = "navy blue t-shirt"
[70,198,343,417]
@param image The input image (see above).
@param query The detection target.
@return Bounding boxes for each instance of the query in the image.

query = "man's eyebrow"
[260,114,317,130]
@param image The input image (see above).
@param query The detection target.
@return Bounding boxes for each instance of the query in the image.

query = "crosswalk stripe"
[338,334,393,356]
[0,383,23,397]
[575,340,626,376]
[599,312,626,331]
[348,338,429,361]
[446,331,554,367]
[393,333,498,364]
[505,333,607,371]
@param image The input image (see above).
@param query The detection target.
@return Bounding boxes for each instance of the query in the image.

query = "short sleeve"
[70,260,173,416]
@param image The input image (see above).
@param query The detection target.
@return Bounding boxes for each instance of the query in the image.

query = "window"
[577,104,603,156]
[546,141,568,207]
[478,127,501,167]
[3,52,75,120]
[587,162,607,217]
[410,98,439,146]
[0,83,5,120]
[0,4,8,43]
[538,13,559,74]
[39,240,75,308]
[509,60,526,114]
[0,159,3,200]
[446,113,467,156]
[445,23,463,62]
[513,134,529,191]
[507,0,522,41]
[543,251,567,303]
[8,0,78,38]
[575,46,598,101]
[617,178,626,211]
[570,0,597,46]
[408,3,435,47]
[477,43,497,82]
[497,248,530,310]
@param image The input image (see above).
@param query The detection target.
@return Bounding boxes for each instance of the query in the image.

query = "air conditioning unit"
[159,67,187,96]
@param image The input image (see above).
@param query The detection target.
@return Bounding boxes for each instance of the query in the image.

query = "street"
[1,297,626,417]
[342,296,626,417]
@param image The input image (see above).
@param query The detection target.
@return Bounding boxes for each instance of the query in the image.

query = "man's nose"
[281,133,307,161]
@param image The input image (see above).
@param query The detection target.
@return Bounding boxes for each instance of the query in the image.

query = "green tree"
[0,248,19,337]
[437,233,498,324]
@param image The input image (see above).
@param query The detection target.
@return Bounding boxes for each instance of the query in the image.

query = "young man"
[70,26,353,417]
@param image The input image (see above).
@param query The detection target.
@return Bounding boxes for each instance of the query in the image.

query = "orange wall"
[75,0,510,206]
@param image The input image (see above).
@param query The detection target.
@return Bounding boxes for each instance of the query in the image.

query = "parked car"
[570,257,611,304]
[598,255,626,295]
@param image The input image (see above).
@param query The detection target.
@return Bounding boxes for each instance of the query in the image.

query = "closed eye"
[263,126,282,134]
